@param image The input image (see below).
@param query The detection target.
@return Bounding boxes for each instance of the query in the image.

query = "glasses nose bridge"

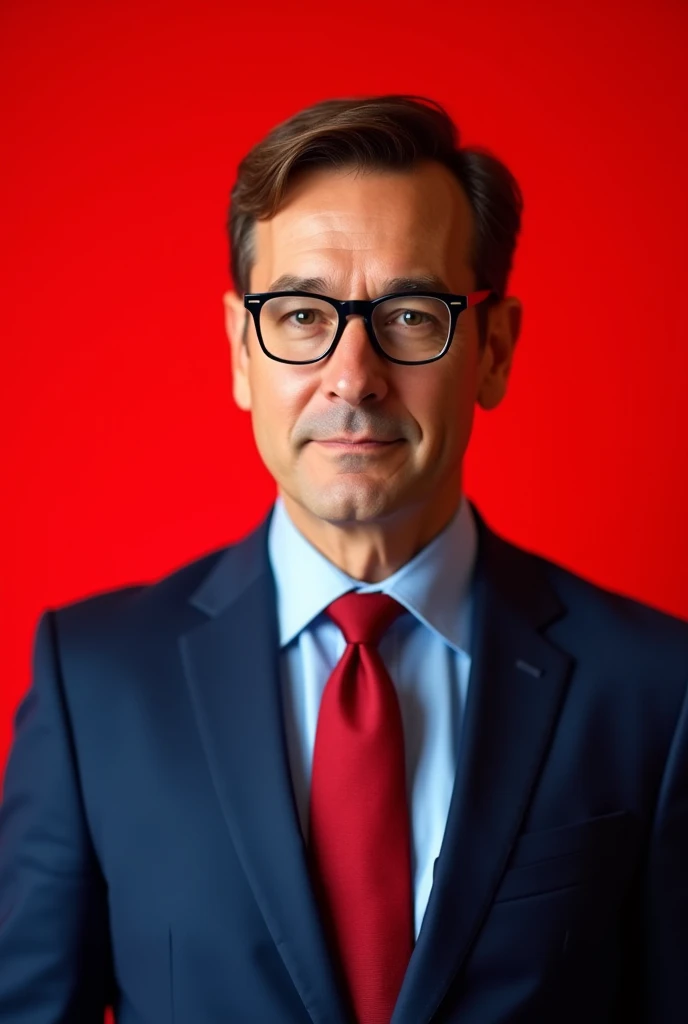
[334,298,376,348]
[338,297,373,322]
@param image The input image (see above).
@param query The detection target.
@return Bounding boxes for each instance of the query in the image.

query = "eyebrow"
[265,273,453,295]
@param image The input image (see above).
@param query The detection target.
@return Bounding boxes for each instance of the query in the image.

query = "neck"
[278,480,463,583]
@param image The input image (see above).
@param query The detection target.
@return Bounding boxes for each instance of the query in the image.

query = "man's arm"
[646,677,688,1022]
[0,610,114,1021]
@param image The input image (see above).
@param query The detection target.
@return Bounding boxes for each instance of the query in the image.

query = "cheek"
[399,348,477,444]
[248,364,311,451]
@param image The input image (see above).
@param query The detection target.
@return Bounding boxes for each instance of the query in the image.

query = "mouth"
[313,439,402,451]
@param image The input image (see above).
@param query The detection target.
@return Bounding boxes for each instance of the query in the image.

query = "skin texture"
[224,160,522,582]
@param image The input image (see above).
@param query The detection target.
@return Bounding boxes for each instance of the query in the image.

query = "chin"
[297,477,401,524]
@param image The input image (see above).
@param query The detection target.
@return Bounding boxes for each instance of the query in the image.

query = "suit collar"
[187,503,275,618]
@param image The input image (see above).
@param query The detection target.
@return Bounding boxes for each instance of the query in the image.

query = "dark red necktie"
[309,591,414,1024]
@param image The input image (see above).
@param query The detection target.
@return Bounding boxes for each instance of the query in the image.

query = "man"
[1,94,687,1024]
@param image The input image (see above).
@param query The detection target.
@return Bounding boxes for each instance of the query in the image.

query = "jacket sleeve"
[0,610,114,1022]
[646,677,688,1022]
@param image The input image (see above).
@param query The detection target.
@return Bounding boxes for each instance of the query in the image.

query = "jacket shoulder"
[48,538,239,643]
[496,526,688,665]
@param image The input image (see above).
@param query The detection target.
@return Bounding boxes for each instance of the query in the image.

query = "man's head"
[223,95,522,542]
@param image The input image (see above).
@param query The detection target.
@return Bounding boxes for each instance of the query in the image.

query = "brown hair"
[227,94,523,347]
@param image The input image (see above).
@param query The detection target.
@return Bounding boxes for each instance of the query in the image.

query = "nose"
[319,313,389,405]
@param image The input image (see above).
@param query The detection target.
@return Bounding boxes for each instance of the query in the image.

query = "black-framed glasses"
[243,289,495,365]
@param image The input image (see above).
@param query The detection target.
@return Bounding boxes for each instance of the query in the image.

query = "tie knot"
[324,591,406,646]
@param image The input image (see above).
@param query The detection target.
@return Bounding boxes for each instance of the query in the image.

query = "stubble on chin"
[295,465,408,524]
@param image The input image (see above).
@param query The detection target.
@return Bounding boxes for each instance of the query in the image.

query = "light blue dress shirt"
[267,493,478,940]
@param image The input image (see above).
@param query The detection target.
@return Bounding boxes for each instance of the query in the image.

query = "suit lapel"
[178,508,349,1024]
[392,504,574,1024]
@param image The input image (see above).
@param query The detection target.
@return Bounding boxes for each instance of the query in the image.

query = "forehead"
[250,160,475,294]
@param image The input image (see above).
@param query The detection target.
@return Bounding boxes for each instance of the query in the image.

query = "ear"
[476,297,522,410]
[223,290,252,412]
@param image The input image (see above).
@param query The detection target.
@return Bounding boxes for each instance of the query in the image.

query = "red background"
[1,1,687,1012]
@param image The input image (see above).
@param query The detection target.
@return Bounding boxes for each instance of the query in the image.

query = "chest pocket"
[494,809,636,903]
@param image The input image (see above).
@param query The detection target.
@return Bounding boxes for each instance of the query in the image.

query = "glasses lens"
[372,296,450,361]
[260,296,338,361]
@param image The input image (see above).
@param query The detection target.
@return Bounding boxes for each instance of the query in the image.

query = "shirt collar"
[267,493,478,655]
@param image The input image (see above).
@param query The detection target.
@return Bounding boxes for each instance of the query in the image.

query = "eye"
[399,310,430,326]
[384,308,436,328]
[292,309,316,325]
[278,309,308,325]
[282,308,330,327]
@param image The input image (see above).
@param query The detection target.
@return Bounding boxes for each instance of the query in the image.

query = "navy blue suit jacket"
[1,501,688,1023]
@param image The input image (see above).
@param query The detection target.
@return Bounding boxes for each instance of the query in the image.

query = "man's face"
[224,160,520,528]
